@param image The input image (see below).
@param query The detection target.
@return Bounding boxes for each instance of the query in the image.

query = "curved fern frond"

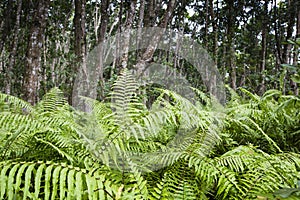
[0,92,34,114]
[35,87,68,113]
[0,160,124,199]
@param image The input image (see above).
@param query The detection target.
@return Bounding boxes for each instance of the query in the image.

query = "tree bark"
[282,0,296,64]
[96,0,110,99]
[209,0,218,65]
[72,0,87,110]
[284,0,297,94]
[120,0,137,69]
[258,0,268,95]
[24,0,50,105]
[74,0,86,62]
[137,0,145,51]
[135,0,176,76]
[292,0,299,95]
[226,0,236,90]
[0,0,13,55]
[5,0,22,95]
[204,0,209,48]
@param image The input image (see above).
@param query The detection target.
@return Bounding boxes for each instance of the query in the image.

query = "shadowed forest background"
[0,0,299,104]
[0,0,300,199]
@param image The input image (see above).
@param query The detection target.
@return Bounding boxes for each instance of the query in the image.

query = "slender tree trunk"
[297,2,300,39]
[137,0,145,52]
[120,0,137,69]
[284,0,297,94]
[273,0,280,90]
[209,0,219,96]
[74,0,86,63]
[136,0,176,76]
[5,0,22,95]
[274,0,283,64]
[259,0,268,95]
[0,0,13,55]
[96,0,110,99]
[24,0,50,105]
[204,0,209,48]
[209,0,218,65]
[226,0,236,90]
[283,0,295,64]
[72,0,87,110]
[292,0,299,95]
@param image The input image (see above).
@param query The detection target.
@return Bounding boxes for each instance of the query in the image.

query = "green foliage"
[0,160,123,200]
[224,88,300,153]
[0,72,299,199]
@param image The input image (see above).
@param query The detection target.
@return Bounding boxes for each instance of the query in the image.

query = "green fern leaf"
[7,163,20,200]
[23,163,35,200]
[51,165,61,200]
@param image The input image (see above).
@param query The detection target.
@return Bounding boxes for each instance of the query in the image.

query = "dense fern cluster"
[0,70,300,199]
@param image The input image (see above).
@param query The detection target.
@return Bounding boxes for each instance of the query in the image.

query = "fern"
[0,160,131,199]
[1,71,300,199]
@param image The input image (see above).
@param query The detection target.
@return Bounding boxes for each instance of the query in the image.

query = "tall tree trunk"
[96,0,110,99]
[74,0,86,62]
[204,0,209,48]
[5,0,22,95]
[209,0,219,97]
[292,0,300,95]
[283,0,296,64]
[226,0,236,90]
[284,0,297,94]
[0,0,13,55]
[137,0,145,51]
[259,0,268,95]
[274,0,283,64]
[24,0,50,105]
[120,0,137,69]
[72,0,87,110]
[209,0,218,65]
[273,0,281,90]
[136,0,176,76]
[297,2,300,40]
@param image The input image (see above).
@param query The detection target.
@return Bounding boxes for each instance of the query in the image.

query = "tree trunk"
[292,0,299,95]
[24,0,50,105]
[258,0,268,95]
[0,0,13,55]
[120,0,137,69]
[96,0,110,99]
[204,0,209,48]
[136,0,176,76]
[5,0,22,95]
[226,0,236,90]
[72,0,87,110]
[137,0,145,52]
[284,0,297,94]
[282,0,295,64]
[274,0,283,64]
[209,0,218,65]
[74,0,86,62]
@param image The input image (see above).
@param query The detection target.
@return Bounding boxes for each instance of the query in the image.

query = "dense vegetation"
[0,70,299,199]
[0,0,299,199]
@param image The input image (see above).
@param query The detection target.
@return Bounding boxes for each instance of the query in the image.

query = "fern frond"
[0,160,124,199]
[0,92,34,114]
[36,87,68,113]
[239,87,261,102]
